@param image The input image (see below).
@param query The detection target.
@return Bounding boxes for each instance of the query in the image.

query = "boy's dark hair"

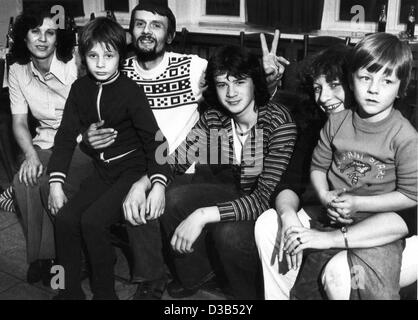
[129,2,176,39]
[349,33,413,98]
[10,8,74,65]
[300,44,354,108]
[203,46,270,112]
[78,17,127,67]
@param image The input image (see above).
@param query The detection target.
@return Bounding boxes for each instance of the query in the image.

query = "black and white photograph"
[0,0,416,305]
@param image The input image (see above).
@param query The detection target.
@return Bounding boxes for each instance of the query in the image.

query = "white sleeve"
[190,55,208,101]
[8,64,29,115]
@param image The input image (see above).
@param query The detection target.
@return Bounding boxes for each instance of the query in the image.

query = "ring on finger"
[297,237,302,245]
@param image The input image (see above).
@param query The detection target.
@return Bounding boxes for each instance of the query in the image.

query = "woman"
[158,45,297,299]
[255,44,417,300]
[8,8,92,286]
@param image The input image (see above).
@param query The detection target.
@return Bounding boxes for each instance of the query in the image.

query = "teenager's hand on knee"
[146,183,166,221]
[123,181,148,226]
[48,182,67,215]
[171,212,204,254]
[82,120,117,150]
[170,207,219,254]
[19,153,43,187]
[284,226,333,255]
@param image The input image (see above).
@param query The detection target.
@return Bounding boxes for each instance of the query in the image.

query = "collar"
[29,51,69,84]
[94,71,120,86]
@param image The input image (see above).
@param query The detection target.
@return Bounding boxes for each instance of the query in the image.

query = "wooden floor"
[0,166,225,300]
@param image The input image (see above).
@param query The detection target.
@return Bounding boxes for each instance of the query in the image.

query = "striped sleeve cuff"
[149,173,168,188]
[217,202,238,222]
[49,172,66,184]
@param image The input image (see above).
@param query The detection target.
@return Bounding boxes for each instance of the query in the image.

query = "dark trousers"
[55,169,141,299]
[160,168,263,299]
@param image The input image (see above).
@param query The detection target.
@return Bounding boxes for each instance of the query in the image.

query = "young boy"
[47,17,170,300]
[290,33,417,299]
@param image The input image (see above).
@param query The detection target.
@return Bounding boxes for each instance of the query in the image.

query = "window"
[104,0,130,13]
[199,0,246,23]
[339,0,388,22]
[321,0,417,35]
[23,0,84,17]
[206,0,240,16]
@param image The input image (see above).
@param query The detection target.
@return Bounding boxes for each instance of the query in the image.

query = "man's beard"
[135,47,165,62]
[134,37,166,62]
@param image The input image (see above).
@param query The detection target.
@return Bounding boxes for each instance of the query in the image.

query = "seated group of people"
[1,2,417,300]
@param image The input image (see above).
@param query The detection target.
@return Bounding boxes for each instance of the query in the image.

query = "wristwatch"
[340,226,349,249]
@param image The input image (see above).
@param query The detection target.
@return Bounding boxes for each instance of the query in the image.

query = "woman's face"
[214,73,256,117]
[313,75,346,115]
[25,17,57,61]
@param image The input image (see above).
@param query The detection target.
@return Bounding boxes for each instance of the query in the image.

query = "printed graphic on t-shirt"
[335,151,386,185]
[122,56,197,110]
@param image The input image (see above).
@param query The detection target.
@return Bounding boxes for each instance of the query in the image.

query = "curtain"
[246,0,324,33]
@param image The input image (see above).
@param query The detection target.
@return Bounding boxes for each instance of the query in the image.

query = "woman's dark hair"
[292,44,353,129]
[301,44,352,101]
[10,8,74,65]
[78,17,127,67]
[203,46,270,112]
[349,32,412,98]
[129,2,176,40]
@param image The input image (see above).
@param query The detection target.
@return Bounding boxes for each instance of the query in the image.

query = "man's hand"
[260,29,290,84]
[48,182,67,215]
[145,183,166,221]
[123,176,150,226]
[19,152,43,186]
[82,120,117,150]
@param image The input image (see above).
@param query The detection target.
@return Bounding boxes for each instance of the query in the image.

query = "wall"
[0,0,22,48]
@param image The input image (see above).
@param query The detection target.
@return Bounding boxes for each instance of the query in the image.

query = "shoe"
[133,277,167,300]
[27,260,42,284]
[166,280,199,298]
[40,259,54,287]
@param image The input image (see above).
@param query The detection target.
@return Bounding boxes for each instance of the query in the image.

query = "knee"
[321,251,351,300]
[254,209,279,248]
[81,213,104,236]
[55,207,78,232]
[161,186,189,226]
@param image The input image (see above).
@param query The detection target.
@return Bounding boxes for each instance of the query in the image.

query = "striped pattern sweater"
[170,102,297,221]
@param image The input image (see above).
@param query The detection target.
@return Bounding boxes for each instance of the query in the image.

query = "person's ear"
[167,32,175,45]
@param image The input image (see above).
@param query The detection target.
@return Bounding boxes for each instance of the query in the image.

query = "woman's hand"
[171,206,220,254]
[145,183,166,221]
[283,226,334,255]
[278,213,303,270]
[19,152,43,187]
[48,182,67,216]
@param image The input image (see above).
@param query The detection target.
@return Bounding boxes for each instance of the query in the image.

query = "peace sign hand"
[260,29,290,84]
